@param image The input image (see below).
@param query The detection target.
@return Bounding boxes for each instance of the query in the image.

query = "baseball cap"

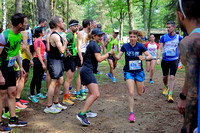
[97,24,102,29]
[92,28,105,35]
[114,29,119,33]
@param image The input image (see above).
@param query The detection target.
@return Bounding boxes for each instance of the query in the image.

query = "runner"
[0,13,28,131]
[114,30,152,123]
[76,28,115,126]
[15,25,34,109]
[62,19,79,105]
[176,0,200,132]
[144,34,159,84]
[29,27,47,103]
[104,29,120,83]
[44,16,67,114]
[76,19,91,100]
[90,19,97,29]
[157,21,183,103]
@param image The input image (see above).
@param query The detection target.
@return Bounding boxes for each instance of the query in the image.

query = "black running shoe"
[76,112,90,126]
[8,118,27,127]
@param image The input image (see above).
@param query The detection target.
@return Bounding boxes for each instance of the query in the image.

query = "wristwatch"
[179,92,186,100]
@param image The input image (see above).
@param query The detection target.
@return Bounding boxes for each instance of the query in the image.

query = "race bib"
[129,60,141,70]
[166,48,176,56]
[20,55,22,63]
[8,56,17,67]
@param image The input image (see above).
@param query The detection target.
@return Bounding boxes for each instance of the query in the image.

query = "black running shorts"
[47,58,64,79]
[63,56,77,72]
[76,53,85,67]
[80,66,97,86]
[22,59,30,73]
[0,67,16,90]
[108,56,115,62]
[161,59,178,76]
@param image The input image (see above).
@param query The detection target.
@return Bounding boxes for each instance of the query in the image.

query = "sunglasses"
[115,32,119,34]
[179,0,186,18]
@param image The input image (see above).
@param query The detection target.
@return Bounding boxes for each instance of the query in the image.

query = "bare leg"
[53,77,63,103]
[108,59,114,77]
[0,90,7,122]
[76,67,81,93]
[150,60,156,80]
[47,79,57,106]
[46,71,51,89]
[7,87,17,118]
[126,79,135,112]
[135,81,144,96]
[168,75,175,93]
[64,70,74,97]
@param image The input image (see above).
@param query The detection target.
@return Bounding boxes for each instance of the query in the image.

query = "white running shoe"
[86,111,97,118]
[52,103,67,110]
[44,106,61,114]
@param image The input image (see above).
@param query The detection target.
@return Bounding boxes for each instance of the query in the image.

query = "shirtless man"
[176,0,200,132]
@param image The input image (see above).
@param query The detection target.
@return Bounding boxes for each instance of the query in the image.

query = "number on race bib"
[8,56,17,67]
[129,60,141,70]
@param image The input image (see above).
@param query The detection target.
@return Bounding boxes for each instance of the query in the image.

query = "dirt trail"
[15,65,185,133]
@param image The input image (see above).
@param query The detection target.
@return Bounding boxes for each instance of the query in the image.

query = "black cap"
[92,28,104,35]
[97,24,102,29]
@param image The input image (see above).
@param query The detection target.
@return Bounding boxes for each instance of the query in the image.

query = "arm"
[21,31,34,66]
[35,47,46,70]
[16,52,26,76]
[103,34,110,54]
[156,43,163,64]
[95,52,110,62]
[46,34,50,52]
[52,34,67,54]
[114,51,123,60]
[77,32,83,65]
[138,51,152,60]
[117,38,120,53]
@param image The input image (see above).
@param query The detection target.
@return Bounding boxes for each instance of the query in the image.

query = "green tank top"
[0,29,22,68]
[66,32,77,56]
[107,36,119,54]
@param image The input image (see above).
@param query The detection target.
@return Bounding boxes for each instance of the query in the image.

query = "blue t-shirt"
[121,42,148,72]
[160,33,183,61]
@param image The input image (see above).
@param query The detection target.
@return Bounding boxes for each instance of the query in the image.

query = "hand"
[157,59,160,65]
[66,51,72,57]
[42,64,46,70]
[30,60,34,68]
[109,49,115,56]
[178,99,186,115]
[0,75,5,85]
[80,59,83,65]
[13,62,18,69]
[20,67,26,76]
[20,42,26,50]
[138,55,145,60]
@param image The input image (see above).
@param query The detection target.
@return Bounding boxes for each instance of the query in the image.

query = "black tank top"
[48,31,64,59]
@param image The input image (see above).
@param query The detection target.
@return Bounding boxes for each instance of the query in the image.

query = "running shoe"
[162,87,168,95]
[35,93,46,99]
[86,111,97,118]
[69,95,76,101]
[62,99,74,105]
[28,95,39,103]
[76,112,90,126]
[85,87,89,93]
[81,92,87,97]
[106,72,113,80]
[129,113,135,123]
[59,90,63,95]
[76,94,86,101]
[8,118,27,127]
[0,122,12,132]
[2,112,18,119]
[168,95,174,103]
[112,77,116,83]
[44,106,61,114]
[97,71,103,75]
[20,99,29,105]
[149,79,154,84]
[69,88,76,95]
[16,101,27,109]
[15,108,21,113]
[52,103,67,110]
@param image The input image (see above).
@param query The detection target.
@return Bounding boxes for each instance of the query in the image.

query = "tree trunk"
[50,0,53,16]
[148,0,153,39]
[29,0,34,27]
[120,20,123,41]
[38,0,50,21]
[33,0,38,27]
[2,0,6,30]
[127,0,134,30]
[15,0,22,13]
[67,0,69,29]
[53,0,57,16]
[143,0,147,30]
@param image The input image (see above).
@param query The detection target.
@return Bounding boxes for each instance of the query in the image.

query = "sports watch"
[179,92,186,100]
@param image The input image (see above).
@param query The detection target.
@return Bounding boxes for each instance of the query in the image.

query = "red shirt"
[34,38,46,60]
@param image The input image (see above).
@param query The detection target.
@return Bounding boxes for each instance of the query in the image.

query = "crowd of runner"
[0,0,199,132]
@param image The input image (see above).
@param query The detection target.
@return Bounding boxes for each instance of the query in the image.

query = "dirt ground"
[12,62,185,133]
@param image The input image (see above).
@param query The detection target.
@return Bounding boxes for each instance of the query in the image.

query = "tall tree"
[15,0,22,13]
[2,0,6,30]
[38,0,50,21]
[143,0,147,30]
[127,0,134,30]
[147,0,153,38]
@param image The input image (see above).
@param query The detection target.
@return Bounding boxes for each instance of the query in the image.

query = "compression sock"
[80,111,86,116]
[164,85,168,88]
[86,110,90,113]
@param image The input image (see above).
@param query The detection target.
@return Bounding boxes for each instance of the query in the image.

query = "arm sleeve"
[160,35,165,43]
[0,33,6,49]
[144,42,149,48]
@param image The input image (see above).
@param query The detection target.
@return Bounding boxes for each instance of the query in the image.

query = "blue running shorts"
[124,71,145,82]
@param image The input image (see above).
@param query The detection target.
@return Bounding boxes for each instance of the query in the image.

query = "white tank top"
[79,31,88,53]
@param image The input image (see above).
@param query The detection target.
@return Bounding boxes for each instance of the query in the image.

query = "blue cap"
[92,28,104,35]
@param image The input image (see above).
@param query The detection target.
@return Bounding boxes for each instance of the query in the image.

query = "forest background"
[0,0,178,40]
